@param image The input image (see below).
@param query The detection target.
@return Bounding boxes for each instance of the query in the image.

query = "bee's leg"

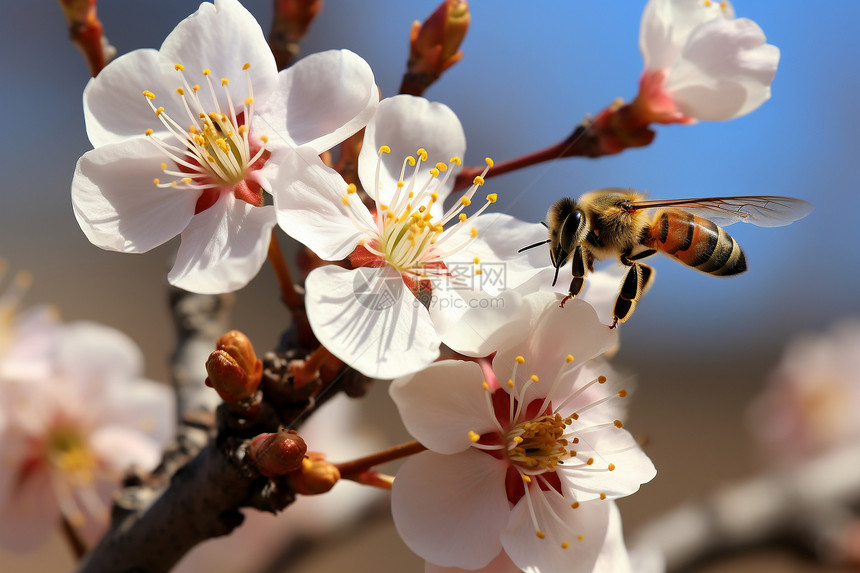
[560,246,587,308]
[627,249,657,262]
[611,262,655,328]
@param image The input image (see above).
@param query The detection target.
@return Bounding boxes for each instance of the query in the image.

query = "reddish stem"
[336,440,427,482]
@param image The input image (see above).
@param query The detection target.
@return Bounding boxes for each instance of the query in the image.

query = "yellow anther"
[460,197,471,207]
[513,436,523,444]
[192,84,200,92]
[170,181,178,187]
[260,135,269,143]
[507,379,514,387]
[703,0,712,5]
[473,257,480,264]
[586,458,594,466]
[473,176,485,186]
[522,475,532,484]
[347,183,357,194]
[608,463,616,471]
[174,63,185,71]
[719,0,727,6]
[244,97,254,105]
[470,228,478,238]
[561,542,570,549]
[216,138,229,152]
[341,196,350,206]
[379,145,391,154]
[220,114,228,122]
[486,193,497,203]
[176,87,185,95]
[458,213,467,222]
[430,168,439,178]
[599,493,606,500]
[598,376,607,384]
[578,535,584,541]
[406,156,416,166]
[221,78,229,86]
[202,68,211,75]
[571,413,579,420]
[189,125,198,133]
[536,531,545,539]
[485,157,494,167]
[199,112,207,119]
[397,180,405,188]
[571,501,580,509]
[516,356,525,364]
[143,90,155,100]
[435,162,447,171]
[145,128,154,136]
[566,355,575,363]
[160,163,167,169]
[475,269,482,276]
[408,192,414,198]
[153,178,160,185]
[530,374,539,383]
[618,389,628,398]
[468,431,481,443]
[417,148,428,161]
[482,381,489,390]
[450,156,462,165]
[181,178,192,184]
[238,125,248,134]
[614,420,623,428]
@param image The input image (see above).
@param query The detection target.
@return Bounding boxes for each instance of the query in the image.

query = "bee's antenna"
[551,263,560,287]
[517,239,550,253]
[540,221,549,228]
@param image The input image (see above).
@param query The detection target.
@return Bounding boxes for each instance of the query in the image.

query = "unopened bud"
[401,0,470,96]
[205,330,263,404]
[247,430,307,477]
[269,0,323,70]
[287,456,340,495]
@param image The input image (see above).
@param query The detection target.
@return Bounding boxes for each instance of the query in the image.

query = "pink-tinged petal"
[502,494,609,573]
[559,420,656,501]
[159,0,278,109]
[359,95,465,204]
[56,322,144,391]
[430,289,532,358]
[640,0,732,71]
[593,502,634,573]
[392,450,509,569]
[90,426,163,473]
[666,17,778,121]
[168,194,276,294]
[426,551,521,573]
[257,50,377,153]
[102,378,176,448]
[305,266,440,379]
[0,469,59,552]
[390,361,497,454]
[0,306,60,382]
[457,214,548,295]
[72,138,200,253]
[273,146,371,260]
[82,49,177,147]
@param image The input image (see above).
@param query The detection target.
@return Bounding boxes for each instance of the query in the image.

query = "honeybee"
[520,189,813,327]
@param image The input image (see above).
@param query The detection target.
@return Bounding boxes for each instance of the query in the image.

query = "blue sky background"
[1,1,859,570]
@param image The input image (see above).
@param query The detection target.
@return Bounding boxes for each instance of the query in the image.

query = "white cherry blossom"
[72,0,377,293]
[275,95,547,379]
[389,298,656,572]
[636,0,779,123]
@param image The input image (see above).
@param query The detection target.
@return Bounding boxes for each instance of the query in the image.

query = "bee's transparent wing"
[630,196,813,228]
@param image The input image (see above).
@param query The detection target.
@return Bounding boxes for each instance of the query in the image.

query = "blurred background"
[1,1,858,571]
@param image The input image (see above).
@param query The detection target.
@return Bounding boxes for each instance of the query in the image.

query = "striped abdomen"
[644,209,747,276]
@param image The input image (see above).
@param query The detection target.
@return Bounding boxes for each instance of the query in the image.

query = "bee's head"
[546,198,587,279]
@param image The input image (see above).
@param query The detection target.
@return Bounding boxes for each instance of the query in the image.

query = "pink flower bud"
[247,431,307,477]
[401,0,470,95]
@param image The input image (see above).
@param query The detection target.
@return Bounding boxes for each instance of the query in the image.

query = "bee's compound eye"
[560,210,583,247]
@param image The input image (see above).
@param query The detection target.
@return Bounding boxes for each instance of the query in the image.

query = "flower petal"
[502,494,609,573]
[56,322,144,391]
[639,0,732,71]
[305,266,440,379]
[159,0,278,110]
[426,551,522,573]
[102,377,176,448]
[90,426,163,473]
[273,145,371,260]
[593,502,634,573]
[168,194,276,294]
[559,419,656,501]
[392,450,509,569]
[666,17,778,121]
[0,467,59,552]
[359,95,466,204]
[72,139,200,253]
[390,360,497,454]
[257,50,377,153]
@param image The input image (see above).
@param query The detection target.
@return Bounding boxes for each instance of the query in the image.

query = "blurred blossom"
[277,95,545,379]
[748,320,860,465]
[173,394,385,573]
[0,318,174,551]
[635,0,779,123]
[71,0,377,294]
[389,297,655,572]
